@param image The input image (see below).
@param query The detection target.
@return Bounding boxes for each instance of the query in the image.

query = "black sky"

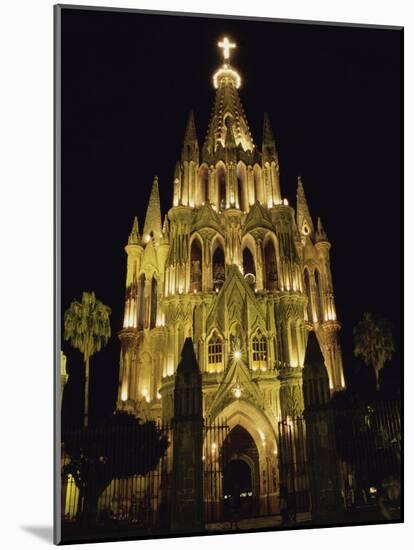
[60,8,403,427]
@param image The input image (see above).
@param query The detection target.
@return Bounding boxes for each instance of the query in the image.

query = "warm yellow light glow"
[143,234,150,242]
[121,387,128,402]
[232,382,242,399]
[167,357,174,376]
[283,198,289,206]
[213,66,241,89]
[218,36,236,61]
[156,391,161,400]
[234,350,242,360]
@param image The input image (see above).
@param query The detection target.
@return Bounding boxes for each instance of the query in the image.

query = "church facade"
[117,37,345,506]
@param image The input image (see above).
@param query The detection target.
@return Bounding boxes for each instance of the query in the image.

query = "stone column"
[302,332,343,525]
[171,338,204,533]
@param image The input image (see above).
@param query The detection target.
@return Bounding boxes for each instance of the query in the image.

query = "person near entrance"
[229,480,241,530]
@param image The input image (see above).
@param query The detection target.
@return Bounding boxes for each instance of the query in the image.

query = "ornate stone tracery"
[116,38,345,509]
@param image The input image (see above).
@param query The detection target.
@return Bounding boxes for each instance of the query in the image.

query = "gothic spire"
[143,176,162,241]
[296,176,314,237]
[203,38,254,155]
[174,160,181,180]
[262,112,278,163]
[128,215,140,244]
[162,214,169,236]
[303,332,330,407]
[181,110,199,163]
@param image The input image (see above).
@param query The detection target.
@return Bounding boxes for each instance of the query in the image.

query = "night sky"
[60,7,403,427]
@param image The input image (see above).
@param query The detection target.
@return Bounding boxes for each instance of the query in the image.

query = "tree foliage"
[64,291,111,426]
[331,391,401,489]
[64,291,111,362]
[63,411,169,524]
[353,312,394,390]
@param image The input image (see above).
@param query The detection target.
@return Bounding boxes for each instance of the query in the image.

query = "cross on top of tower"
[218,37,236,61]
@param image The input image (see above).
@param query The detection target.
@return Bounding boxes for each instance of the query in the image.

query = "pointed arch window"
[217,165,226,210]
[264,239,278,291]
[252,333,267,371]
[149,276,158,329]
[314,269,324,323]
[137,274,146,330]
[208,332,224,371]
[190,237,203,292]
[212,241,225,291]
[198,165,209,205]
[242,246,256,288]
[237,163,247,212]
[304,268,312,321]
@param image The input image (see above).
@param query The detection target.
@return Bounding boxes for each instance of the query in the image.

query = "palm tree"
[353,312,394,391]
[64,291,111,427]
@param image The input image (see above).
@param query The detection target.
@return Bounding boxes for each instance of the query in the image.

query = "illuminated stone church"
[117,37,345,506]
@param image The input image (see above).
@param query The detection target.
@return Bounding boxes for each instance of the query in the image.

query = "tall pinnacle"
[176,338,201,381]
[204,37,254,155]
[128,215,140,244]
[143,176,162,241]
[262,112,278,162]
[184,111,197,143]
[296,176,314,237]
[181,111,199,163]
[303,332,330,407]
[162,214,169,236]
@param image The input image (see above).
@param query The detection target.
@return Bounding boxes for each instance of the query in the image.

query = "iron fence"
[61,421,172,535]
[60,399,402,534]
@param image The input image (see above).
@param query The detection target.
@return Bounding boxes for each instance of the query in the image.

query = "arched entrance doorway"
[222,425,259,518]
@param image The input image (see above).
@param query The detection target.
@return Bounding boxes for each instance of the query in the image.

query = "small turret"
[303,332,330,408]
[262,112,278,163]
[174,160,181,181]
[296,176,314,237]
[174,338,202,420]
[181,110,199,163]
[162,214,169,237]
[171,337,203,532]
[143,176,162,242]
[128,216,140,244]
[173,161,182,207]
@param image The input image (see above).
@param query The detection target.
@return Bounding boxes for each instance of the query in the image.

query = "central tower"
[117,38,345,506]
